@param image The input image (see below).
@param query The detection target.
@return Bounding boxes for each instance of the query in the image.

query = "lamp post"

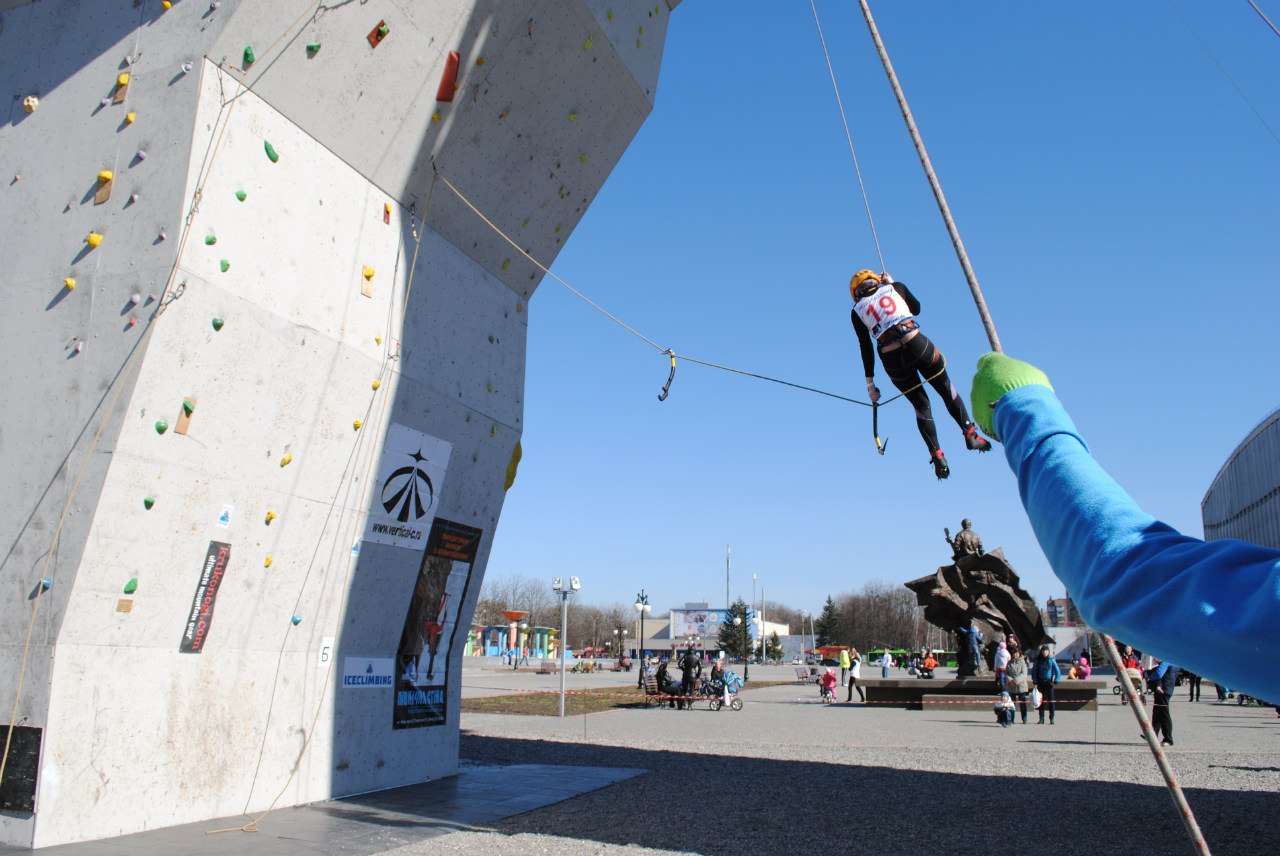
[552,576,581,718]
[634,589,651,688]
[734,615,750,681]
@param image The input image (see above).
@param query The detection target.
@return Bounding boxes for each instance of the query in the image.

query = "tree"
[814,595,840,647]
[765,631,783,663]
[717,598,751,660]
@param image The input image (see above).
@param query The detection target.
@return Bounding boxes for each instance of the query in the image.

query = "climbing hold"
[521,219,529,228]
[500,260,510,270]
[181,399,195,415]
[490,424,498,437]
[279,453,293,467]
[499,109,509,120]
[264,555,273,568]
[352,419,362,431]
[368,20,389,47]
[265,510,277,524]
[378,23,389,38]
[124,577,139,594]
[362,265,375,280]
[127,317,138,329]
[129,193,139,204]
[162,0,172,9]
[264,141,279,162]
[117,72,130,87]
[209,1,220,10]
[486,383,495,393]
[235,189,246,201]
[211,317,224,331]
[374,336,383,345]
[129,292,141,306]
[306,42,322,54]
[475,56,486,66]
[636,39,642,48]
[219,259,229,272]
[371,378,381,390]
[578,152,588,162]
[504,440,522,490]
[488,335,495,343]
[125,111,137,124]
[243,46,255,67]
[23,95,38,113]
[383,203,392,224]
[143,496,155,510]
[73,341,84,354]
[181,61,193,75]
[63,277,76,290]
[100,98,111,108]
[135,150,147,160]
[204,234,217,245]
[555,225,562,234]
[607,11,615,21]
[40,578,53,592]
[155,421,168,434]
[431,112,441,123]
[583,37,594,51]
[291,614,302,625]
[568,111,578,122]
[86,232,103,249]
[436,50,460,102]
[94,171,114,205]
[158,230,167,241]
[639,26,645,36]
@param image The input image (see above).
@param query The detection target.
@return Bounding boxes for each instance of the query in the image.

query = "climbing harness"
[657,350,677,401]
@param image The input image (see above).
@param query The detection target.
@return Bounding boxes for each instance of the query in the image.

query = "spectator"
[839,647,851,686]
[920,652,938,679]
[993,641,1010,690]
[1005,647,1031,724]
[656,657,678,709]
[1032,644,1061,725]
[1076,655,1092,679]
[1147,657,1180,746]
[847,648,865,703]
[819,667,839,702]
[1185,670,1202,702]
[680,648,701,712]
[880,650,893,679]
[995,691,1016,727]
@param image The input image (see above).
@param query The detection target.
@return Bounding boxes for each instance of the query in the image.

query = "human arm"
[971,353,1280,702]
[850,308,878,396]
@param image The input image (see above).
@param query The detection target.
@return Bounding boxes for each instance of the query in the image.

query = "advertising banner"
[363,423,452,551]
[393,517,483,728]
[669,608,729,639]
[179,541,232,653]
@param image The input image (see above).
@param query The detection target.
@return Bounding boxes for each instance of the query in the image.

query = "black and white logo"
[381,449,435,522]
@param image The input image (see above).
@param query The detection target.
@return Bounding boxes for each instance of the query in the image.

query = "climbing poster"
[363,423,452,551]
[179,541,232,653]
[393,518,482,729]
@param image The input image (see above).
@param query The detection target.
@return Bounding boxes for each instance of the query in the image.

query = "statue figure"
[944,518,984,561]
[905,526,1051,679]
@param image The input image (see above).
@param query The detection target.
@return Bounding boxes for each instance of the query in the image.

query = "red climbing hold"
[436,51,460,102]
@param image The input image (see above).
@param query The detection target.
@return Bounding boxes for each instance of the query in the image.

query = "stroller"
[705,671,745,711]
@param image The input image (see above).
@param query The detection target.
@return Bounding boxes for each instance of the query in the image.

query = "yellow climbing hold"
[501,259,510,270]
[279,453,293,467]
[374,336,383,345]
[371,378,381,390]
[432,112,442,122]
[578,152,588,162]
[86,232,103,248]
[22,95,38,113]
[117,72,130,87]
[98,170,114,183]
[264,555,273,568]
[504,440,523,490]
[568,111,578,122]
[125,111,137,124]
[63,277,76,290]
[583,37,594,51]
[163,0,172,8]
[363,265,375,280]
[353,419,363,431]
[265,510,277,524]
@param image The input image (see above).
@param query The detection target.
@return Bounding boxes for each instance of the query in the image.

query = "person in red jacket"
[849,270,991,479]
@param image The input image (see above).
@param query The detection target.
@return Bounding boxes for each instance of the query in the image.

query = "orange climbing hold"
[436,51,460,102]
[368,20,389,48]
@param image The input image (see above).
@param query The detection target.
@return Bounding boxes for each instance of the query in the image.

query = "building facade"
[1202,407,1280,549]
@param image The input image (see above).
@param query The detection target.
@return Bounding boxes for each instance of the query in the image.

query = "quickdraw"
[872,399,888,455]
[657,350,677,401]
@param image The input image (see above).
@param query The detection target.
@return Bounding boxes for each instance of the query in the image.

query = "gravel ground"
[402,670,1280,856]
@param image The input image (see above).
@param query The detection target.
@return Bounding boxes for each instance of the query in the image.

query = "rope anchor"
[657,350,677,401]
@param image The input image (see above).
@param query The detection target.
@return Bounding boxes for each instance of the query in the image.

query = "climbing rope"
[808,0,886,275]
[1246,0,1280,39]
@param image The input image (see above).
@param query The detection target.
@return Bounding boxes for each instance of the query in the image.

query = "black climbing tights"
[879,333,973,454]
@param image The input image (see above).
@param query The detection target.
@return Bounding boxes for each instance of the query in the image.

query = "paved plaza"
[5,665,1277,855]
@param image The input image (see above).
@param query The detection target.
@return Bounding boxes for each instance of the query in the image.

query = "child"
[995,691,1016,727]
[819,668,839,703]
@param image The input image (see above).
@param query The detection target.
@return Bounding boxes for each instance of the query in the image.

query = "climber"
[850,270,991,478]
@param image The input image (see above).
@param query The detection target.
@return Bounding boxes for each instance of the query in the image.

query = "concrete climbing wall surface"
[0,0,679,847]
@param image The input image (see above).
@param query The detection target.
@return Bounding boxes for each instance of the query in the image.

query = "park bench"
[795,666,816,684]
[537,660,559,674]
[641,673,666,708]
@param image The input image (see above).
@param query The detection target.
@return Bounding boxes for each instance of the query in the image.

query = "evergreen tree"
[814,595,841,647]
[717,598,752,660]
[766,631,784,663]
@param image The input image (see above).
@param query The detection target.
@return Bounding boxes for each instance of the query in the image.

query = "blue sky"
[484,1,1280,620]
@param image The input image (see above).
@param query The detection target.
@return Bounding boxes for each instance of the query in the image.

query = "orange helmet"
[849,269,880,299]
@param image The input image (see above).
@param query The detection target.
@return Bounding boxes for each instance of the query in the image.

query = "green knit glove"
[970,353,1053,441]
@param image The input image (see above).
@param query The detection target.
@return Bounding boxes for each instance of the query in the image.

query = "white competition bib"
[854,283,914,339]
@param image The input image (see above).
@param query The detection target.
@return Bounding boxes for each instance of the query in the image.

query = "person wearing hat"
[849,270,992,479]
[656,656,678,709]
[969,352,1280,705]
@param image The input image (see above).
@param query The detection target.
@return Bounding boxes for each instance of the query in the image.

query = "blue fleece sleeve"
[994,385,1280,703]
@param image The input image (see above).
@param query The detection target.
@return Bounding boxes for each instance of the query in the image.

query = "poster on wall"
[669,608,729,640]
[179,541,232,653]
[393,518,483,729]
[363,423,452,551]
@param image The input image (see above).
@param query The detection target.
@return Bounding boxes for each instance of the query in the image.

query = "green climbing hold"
[377,23,389,38]
[243,45,255,66]
[143,496,155,510]
[264,141,279,163]
[583,37,593,51]
[155,421,168,434]
[306,42,322,53]
[204,234,217,245]
[235,189,246,202]
[219,259,230,272]
[182,400,195,415]
[211,317,224,331]
[123,578,138,594]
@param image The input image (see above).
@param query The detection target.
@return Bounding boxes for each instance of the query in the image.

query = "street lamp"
[552,576,581,717]
[634,589,651,688]
[733,615,749,681]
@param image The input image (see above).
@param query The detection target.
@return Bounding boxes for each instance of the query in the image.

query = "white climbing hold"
[181,61,194,75]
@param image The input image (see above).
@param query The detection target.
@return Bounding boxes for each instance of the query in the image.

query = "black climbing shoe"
[931,449,950,480]
[964,423,992,452]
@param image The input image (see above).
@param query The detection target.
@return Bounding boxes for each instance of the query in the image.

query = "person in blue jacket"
[1032,644,1061,724]
[1146,658,1181,746]
[970,353,1280,704]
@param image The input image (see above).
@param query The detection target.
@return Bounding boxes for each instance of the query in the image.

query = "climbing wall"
[0,0,679,847]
